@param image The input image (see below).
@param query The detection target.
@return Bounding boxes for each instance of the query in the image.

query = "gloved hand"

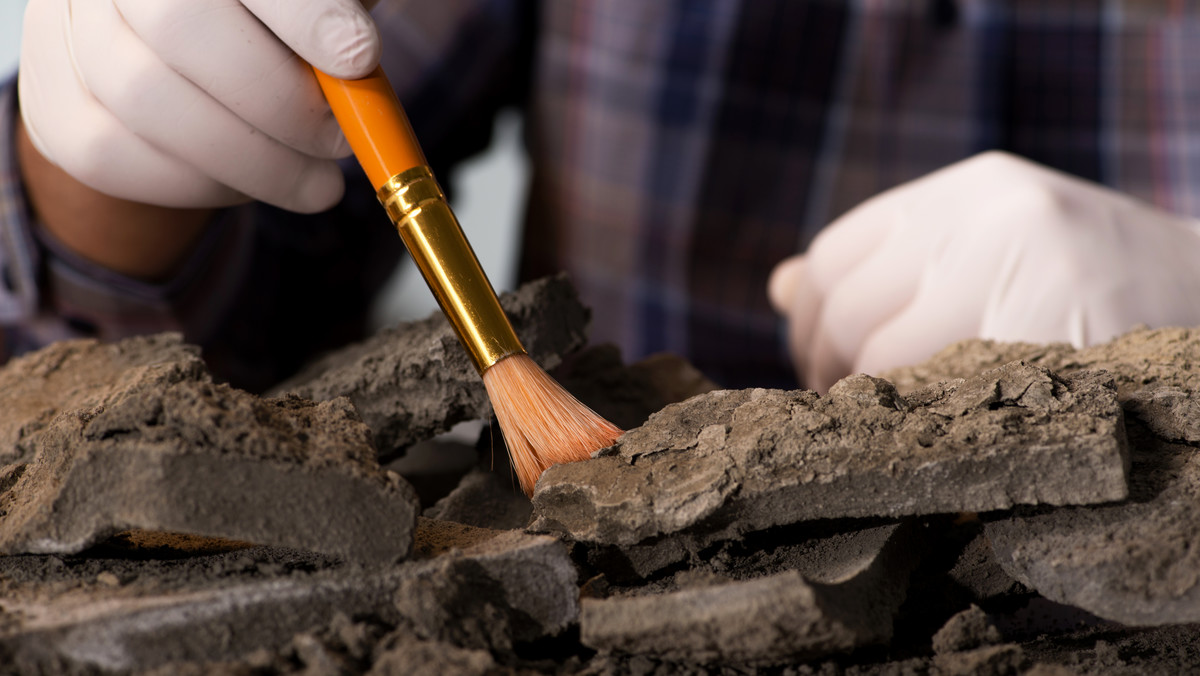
[18,0,380,212]
[769,151,1200,393]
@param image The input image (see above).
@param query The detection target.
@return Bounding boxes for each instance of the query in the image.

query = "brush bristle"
[482,353,623,496]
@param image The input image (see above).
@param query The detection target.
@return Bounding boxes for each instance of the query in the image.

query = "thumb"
[768,255,806,313]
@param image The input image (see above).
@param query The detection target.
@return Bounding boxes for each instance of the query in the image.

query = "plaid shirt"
[2,0,1198,391]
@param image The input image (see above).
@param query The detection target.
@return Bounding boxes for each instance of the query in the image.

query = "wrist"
[15,116,216,282]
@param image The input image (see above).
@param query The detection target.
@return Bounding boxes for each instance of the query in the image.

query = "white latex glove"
[18,0,381,212]
[769,151,1200,393]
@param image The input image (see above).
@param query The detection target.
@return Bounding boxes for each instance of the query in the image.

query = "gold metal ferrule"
[377,166,526,374]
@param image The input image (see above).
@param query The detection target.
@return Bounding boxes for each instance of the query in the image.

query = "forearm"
[15,116,215,282]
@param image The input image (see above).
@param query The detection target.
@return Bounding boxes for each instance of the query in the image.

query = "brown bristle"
[482,353,623,496]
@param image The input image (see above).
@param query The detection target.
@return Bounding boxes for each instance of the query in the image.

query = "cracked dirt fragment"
[531,362,1128,546]
[881,327,1200,626]
[0,334,420,563]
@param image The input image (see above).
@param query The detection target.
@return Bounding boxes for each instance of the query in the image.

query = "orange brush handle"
[311,64,526,374]
[312,66,425,190]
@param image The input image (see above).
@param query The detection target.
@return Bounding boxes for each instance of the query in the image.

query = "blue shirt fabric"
[2,0,1199,391]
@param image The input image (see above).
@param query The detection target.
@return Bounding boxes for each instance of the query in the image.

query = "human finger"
[116,0,349,160]
[73,1,344,212]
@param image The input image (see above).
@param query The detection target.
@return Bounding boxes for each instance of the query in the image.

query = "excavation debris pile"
[1,276,1199,673]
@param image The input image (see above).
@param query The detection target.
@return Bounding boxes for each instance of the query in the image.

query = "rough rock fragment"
[368,631,496,676]
[881,340,1071,397]
[532,362,1128,546]
[946,533,1026,602]
[986,424,1200,626]
[583,571,858,664]
[0,335,419,563]
[0,521,576,673]
[933,605,1003,654]
[400,518,578,651]
[1,558,404,673]
[424,468,531,530]
[422,346,718,532]
[883,327,1200,444]
[0,334,205,467]
[580,522,917,664]
[932,644,1025,676]
[879,327,1200,626]
[272,274,592,454]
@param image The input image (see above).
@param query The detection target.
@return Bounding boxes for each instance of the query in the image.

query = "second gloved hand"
[769,151,1200,392]
[18,0,381,212]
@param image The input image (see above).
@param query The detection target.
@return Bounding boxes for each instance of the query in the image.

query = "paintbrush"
[312,66,622,496]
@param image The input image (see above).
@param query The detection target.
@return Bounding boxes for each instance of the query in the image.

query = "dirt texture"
[932,604,1002,654]
[0,519,575,673]
[0,335,419,563]
[531,362,1128,546]
[985,423,1200,625]
[884,327,1200,446]
[272,273,593,456]
[424,468,532,530]
[882,328,1200,626]
[580,522,919,664]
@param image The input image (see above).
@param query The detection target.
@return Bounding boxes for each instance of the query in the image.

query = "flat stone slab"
[272,273,592,455]
[531,362,1128,546]
[0,519,576,673]
[884,327,1200,445]
[986,424,1200,626]
[0,335,420,563]
[580,522,917,664]
[880,327,1200,627]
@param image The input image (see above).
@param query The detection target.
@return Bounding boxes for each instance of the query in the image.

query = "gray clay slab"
[986,425,1200,626]
[878,327,1200,626]
[0,335,419,563]
[0,520,576,673]
[581,521,918,664]
[532,362,1129,546]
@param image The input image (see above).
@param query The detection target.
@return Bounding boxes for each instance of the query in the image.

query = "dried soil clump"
[0,334,419,563]
[531,362,1128,546]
